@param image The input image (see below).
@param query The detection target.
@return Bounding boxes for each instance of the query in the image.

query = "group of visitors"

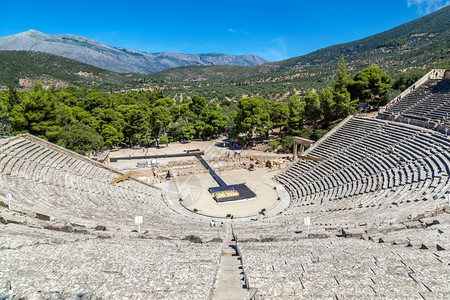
[428,70,440,79]
[388,94,402,107]
[90,150,102,158]
[209,220,223,227]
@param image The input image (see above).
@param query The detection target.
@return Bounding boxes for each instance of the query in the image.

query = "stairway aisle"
[210,224,250,300]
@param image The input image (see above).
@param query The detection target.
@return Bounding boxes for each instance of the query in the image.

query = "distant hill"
[152,5,450,84]
[0,30,268,73]
[1,6,448,98]
[0,51,149,90]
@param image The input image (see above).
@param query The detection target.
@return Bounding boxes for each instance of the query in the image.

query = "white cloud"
[227,28,249,35]
[255,36,288,62]
[407,0,450,14]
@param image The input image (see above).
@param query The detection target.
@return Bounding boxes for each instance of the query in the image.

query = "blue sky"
[0,0,448,61]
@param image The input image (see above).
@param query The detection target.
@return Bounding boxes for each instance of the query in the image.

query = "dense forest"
[1,58,395,154]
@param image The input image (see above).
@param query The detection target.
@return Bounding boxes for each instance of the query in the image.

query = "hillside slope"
[153,5,450,83]
[0,30,268,73]
[0,51,149,90]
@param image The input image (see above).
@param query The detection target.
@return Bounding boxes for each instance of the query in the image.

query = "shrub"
[268,140,280,149]
[159,136,169,145]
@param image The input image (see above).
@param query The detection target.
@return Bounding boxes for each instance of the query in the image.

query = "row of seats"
[239,238,449,299]
[0,135,216,238]
[0,223,221,299]
[386,78,450,122]
[269,116,449,228]
[234,85,450,298]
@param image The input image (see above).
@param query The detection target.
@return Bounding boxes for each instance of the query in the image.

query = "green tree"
[205,101,228,137]
[281,135,294,150]
[83,89,107,111]
[287,94,305,134]
[153,97,175,108]
[150,106,171,146]
[71,107,92,126]
[116,105,148,145]
[235,97,270,138]
[332,56,357,119]
[319,86,335,124]
[188,95,209,138]
[159,136,169,146]
[332,88,356,119]
[335,54,349,91]
[91,108,125,146]
[269,102,289,129]
[101,124,123,148]
[10,83,62,141]
[58,123,104,154]
[170,119,196,140]
[304,90,321,127]
[348,64,391,107]
[169,105,181,120]
[169,99,197,141]
[189,95,208,118]
[7,85,20,110]
[0,92,9,115]
[268,139,280,150]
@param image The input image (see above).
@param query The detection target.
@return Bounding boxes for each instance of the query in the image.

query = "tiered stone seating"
[273,116,450,228]
[1,113,449,299]
[0,223,221,299]
[0,134,215,238]
[239,238,449,299]
[386,79,450,122]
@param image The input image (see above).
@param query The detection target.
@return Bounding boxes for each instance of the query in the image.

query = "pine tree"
[287,94,305,134]
[7,85,20,109]
[335,54,348,92]
[332,55,357,118]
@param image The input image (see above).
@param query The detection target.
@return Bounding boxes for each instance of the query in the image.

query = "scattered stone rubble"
[151,155,289,178]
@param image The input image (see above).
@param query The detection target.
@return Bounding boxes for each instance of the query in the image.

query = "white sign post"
[135,216,143,233]
[304,217,311,233]
[6,192,11,210]
[446,194,450,206]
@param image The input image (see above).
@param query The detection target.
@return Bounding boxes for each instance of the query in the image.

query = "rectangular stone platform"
[208,184,256,203]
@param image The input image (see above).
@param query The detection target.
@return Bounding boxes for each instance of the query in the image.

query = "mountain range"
[0,5,448,97]
[0,30,268,73]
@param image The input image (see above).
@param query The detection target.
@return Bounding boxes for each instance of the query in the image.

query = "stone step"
[211,225,249,300]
